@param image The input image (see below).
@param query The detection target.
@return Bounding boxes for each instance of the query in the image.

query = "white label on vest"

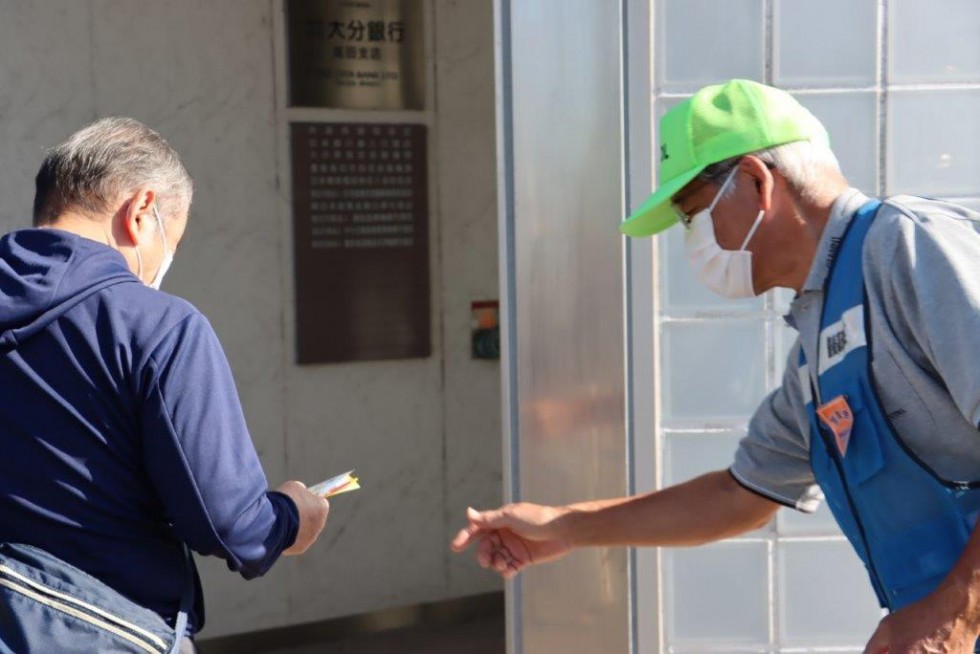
[818,305,867,375]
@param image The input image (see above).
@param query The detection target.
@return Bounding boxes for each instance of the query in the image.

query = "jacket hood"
[0,229,138,348]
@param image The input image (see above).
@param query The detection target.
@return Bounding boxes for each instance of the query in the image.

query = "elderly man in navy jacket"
[0,118,330,650]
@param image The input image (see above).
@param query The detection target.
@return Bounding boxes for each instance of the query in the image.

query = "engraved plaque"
[287,0,425,110]
[291,122,430,363]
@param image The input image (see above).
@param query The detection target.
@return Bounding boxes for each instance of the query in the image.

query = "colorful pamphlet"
[308,470,361,498]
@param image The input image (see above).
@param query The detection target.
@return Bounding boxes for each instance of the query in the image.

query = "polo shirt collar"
[801,187,872,294]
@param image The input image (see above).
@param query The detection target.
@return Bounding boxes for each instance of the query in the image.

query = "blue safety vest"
[802,200,980,612]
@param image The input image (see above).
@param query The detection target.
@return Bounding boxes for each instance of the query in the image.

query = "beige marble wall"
[433,0,503,597]
[0,0,499,638]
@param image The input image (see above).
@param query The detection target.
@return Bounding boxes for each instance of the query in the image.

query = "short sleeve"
[731,339,823,513]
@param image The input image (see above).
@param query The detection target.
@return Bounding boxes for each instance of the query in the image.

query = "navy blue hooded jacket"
[0,229,299,633]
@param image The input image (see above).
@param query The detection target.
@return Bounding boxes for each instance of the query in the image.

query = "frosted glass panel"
[776,499,840,536]
[665,542,769,646]
[772,287,795,316]
[794,93,878,195]
[662,226,764,313]
[774,0,876,87]
[778,541,882,645]
[665,432,774,537]
[664,431,743,485]
[647,2,972,652]
[662,321,767,421]
[774,321,798,382]
[888,90,980,197]
[657,0,763,92]
[656,95,687,120]
[890,0,980,83]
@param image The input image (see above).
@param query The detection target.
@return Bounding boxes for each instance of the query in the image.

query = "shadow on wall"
[197,592,504,654]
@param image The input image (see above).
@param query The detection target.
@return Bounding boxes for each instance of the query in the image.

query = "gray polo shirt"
[730,188,980,512]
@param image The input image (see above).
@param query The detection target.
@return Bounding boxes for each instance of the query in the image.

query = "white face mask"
[135,206,174,290]
[683,168,765,299]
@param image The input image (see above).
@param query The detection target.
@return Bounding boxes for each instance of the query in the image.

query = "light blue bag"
[0,543,191,653]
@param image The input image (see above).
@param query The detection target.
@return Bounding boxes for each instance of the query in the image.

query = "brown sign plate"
[291,122,430,363]
[287,0,425,110]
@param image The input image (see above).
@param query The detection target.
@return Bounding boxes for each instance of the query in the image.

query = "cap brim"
[619,166,705,237]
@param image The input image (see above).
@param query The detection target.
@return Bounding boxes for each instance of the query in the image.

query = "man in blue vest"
[452,79,980,652]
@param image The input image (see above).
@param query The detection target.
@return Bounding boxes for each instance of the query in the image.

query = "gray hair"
[698,139,842,203]
[33,117,193,226]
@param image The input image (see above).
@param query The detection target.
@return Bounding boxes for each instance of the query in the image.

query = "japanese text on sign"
[291,121,431,364]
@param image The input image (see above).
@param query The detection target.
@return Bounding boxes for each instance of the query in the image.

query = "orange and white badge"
[816,395,854,457]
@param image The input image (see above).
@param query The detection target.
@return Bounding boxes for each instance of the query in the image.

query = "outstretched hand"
[451,504,574,578]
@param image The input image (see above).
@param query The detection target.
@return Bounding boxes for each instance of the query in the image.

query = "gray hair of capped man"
[32,117,194,226]
[699,139,843,205]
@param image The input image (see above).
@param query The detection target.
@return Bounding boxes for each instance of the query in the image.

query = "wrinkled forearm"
[933,521,980,632]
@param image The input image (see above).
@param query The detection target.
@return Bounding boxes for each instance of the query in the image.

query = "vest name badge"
[816,395,854,457]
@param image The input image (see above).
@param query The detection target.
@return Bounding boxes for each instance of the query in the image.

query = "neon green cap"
[620,79,829,237]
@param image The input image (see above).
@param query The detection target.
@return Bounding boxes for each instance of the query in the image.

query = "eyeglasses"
[670,161,755,229]
[670,203,694,229]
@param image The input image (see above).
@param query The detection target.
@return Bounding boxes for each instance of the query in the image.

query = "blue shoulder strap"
[820,200,881,330]
[798,200,882,379]
[814,199,881,400]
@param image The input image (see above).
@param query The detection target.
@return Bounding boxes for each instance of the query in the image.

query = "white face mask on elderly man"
[133,205,174,290]
[683,167,766,299]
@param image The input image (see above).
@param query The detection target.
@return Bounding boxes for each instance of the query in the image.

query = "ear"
[119,188,157,247]
[738,155,775,212]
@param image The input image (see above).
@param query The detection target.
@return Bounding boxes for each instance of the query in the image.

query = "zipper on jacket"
[0,564,168,653]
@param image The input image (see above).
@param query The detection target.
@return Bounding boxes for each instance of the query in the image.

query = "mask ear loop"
[134,247,144,281]
[708,167,739,213]
[740,209,766,251]
[151,205,170,254]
